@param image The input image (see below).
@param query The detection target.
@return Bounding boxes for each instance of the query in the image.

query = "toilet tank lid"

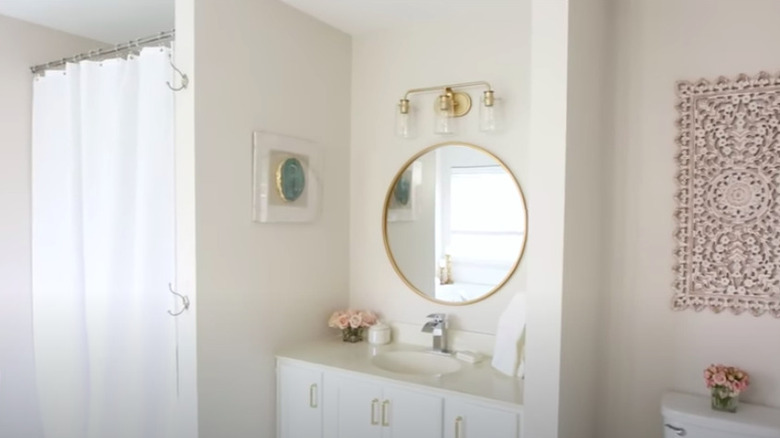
[662,392,780,437]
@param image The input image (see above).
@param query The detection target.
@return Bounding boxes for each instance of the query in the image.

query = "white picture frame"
[252,131,322,223]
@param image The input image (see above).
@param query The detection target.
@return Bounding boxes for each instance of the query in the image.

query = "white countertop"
[276,338,523,408]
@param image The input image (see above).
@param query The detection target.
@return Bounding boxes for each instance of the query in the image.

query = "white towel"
[516,329,526,378]
[491,293,526,377]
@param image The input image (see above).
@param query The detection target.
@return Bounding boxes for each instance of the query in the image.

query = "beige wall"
[559,0,610,437]
[349,4,531,334]
[602,0,780,437]
[522,1,569,436]
[0,15,103,438]
[189,0,351,436]
[173,0,199,436]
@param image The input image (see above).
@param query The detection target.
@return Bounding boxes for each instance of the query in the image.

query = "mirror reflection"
[383,143,527,304]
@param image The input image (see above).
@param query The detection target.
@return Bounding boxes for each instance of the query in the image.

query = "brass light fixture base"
[433,89,472,117]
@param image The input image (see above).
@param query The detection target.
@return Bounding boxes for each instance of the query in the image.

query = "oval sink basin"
[372,351,462,376]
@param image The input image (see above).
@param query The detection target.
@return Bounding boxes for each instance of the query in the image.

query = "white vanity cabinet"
[444,397,520,438]
[277,353,523,438]
[323,373,443,438]
[277,363,323,438]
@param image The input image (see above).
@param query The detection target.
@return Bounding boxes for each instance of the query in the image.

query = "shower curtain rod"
[30,30,175,74]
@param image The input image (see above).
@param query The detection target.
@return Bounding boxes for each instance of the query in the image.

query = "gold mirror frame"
[382,141,528,306]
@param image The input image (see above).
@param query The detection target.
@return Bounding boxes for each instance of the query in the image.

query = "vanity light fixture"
[395,81,498,138]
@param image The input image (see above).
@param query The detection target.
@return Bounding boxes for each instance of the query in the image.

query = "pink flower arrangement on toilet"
[704,364,750,413]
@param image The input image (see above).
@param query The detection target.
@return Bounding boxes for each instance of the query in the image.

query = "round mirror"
[383,142,527,305]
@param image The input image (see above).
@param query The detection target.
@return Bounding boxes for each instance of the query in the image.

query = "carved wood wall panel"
[674,72,780,317]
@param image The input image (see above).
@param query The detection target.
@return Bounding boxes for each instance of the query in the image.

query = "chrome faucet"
[421,313,449,353]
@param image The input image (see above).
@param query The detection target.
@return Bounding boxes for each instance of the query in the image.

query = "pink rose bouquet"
[704,364,749,412]
[328,309,378,343]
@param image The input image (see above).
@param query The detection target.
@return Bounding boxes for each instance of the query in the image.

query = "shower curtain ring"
[166,60,189,92]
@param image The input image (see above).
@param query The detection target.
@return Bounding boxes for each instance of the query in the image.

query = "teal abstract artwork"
[276,157,306,202]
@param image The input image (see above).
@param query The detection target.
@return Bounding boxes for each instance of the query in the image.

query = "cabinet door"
[382,385,443,438]
[330,375,384,438]
[444,398,519,438]
[278,363,323,438]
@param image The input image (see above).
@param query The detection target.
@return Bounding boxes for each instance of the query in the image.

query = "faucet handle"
[426,313,446,323]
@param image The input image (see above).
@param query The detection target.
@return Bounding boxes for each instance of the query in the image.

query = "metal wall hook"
[166,59,189,92]
[167,282,190,317]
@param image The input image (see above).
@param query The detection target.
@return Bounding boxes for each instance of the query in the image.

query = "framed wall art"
[386,161,421,222]
[252,131,322,223]
[673,72,780,317]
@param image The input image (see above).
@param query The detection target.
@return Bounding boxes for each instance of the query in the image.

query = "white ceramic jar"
[368,322,391,345]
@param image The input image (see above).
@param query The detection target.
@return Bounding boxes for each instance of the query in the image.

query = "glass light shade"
[480,93,501,132]
[434,94,457,135]
[395,102,415,138]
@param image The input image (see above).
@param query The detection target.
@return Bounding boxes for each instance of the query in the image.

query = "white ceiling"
[280,0,518,35]
[0,0,174,43]
[0,0,511,44]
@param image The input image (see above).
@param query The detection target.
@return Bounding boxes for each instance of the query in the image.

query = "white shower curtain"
[31,47,177,438]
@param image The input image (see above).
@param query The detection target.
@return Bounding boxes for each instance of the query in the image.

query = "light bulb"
[395,99,415,138]
[480,90,500,132]
[434,93,456,135]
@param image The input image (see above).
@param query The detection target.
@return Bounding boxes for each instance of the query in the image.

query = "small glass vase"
[341,327,364,343]
[711,388,739,413]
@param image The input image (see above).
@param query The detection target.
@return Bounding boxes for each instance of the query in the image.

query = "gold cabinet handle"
[455,416,464,438]
[381,400,390,427]
[371,399,380,425]
[309,384,318,408]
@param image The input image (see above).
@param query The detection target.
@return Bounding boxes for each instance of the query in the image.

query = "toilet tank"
[662,392,780,438]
